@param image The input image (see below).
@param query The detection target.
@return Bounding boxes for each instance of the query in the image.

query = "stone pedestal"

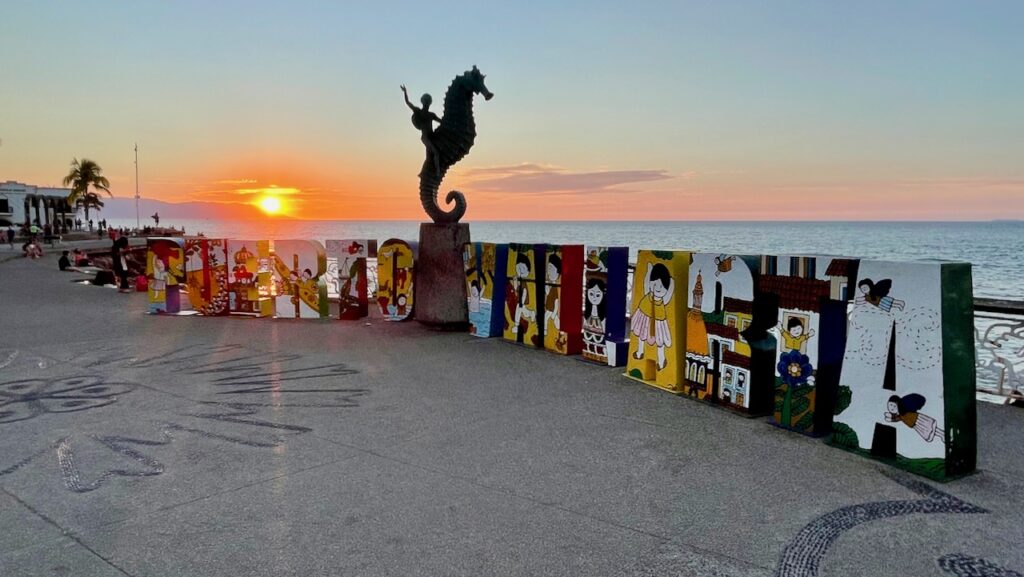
[415,223,470,329]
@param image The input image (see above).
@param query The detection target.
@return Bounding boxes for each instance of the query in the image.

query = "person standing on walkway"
[5,225,13,248]
[111,234,131,292]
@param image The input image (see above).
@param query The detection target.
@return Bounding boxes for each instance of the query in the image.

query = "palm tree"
[63,158,111,222]
[79,192,106,220]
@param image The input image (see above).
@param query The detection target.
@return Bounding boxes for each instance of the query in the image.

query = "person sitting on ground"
[59,250,71,271]
[72,248,91,266]
[23,241,43,259]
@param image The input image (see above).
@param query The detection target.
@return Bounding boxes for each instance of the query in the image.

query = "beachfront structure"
[0,180,77,231]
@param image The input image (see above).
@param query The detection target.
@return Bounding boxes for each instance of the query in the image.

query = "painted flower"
[778,349,813,387]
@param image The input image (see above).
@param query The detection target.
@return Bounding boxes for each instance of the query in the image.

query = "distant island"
[97,197,281,220]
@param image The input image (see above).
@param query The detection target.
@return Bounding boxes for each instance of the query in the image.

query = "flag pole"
[134,143,140,230]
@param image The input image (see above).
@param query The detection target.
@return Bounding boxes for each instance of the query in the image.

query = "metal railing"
[975,299,1024,402]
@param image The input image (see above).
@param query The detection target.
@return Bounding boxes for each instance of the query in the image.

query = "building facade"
[0,180,77,231]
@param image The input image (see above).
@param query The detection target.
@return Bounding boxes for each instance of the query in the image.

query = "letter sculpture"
[504,243,545,347]
[464,242,509,337]
[760,255,858,434]
[271,241,328,318]
[326,239,376,320]
[184,237,229,316]
[542,244,584,355]
[831,260,975,480]
[147,237,186,314]
[626,250,690,393]
[377,239,416,321]
[582,246,630,366]
[227,240,274,317]
[685,253,776,415]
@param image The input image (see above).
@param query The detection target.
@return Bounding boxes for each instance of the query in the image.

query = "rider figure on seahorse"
[401,85,442,178]
[401,66,493,224]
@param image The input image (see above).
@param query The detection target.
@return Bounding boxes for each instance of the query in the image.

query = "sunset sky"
[2,1,1021,220]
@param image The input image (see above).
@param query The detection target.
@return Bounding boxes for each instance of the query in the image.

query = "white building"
[0,180,78,231]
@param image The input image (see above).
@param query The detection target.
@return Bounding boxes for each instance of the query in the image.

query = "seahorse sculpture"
[408,66,493,224]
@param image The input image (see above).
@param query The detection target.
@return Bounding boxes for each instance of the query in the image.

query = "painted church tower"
[692,270,704,310]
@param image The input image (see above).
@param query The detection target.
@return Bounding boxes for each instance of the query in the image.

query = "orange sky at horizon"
[78,155,1023,221]
[10,153,1024,222]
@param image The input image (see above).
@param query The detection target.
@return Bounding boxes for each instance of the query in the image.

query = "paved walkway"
[1,252,1022,576]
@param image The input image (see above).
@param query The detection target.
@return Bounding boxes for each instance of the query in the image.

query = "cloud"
[233,187,303,196]
[459,163,677,195]
[460,163,561,177]
[179,181,325,205]
[893,177,1024,192]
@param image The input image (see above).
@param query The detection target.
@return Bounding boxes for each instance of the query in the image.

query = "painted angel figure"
[630,262,675,370]
[884,393,945,443]
[714,254,735,277]
[401,84,442,178]
[855,278,906,312]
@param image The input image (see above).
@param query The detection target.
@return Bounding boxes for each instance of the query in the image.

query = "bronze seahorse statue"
[402,66,493,224]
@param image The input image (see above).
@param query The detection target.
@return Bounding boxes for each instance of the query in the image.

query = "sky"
[1,1,1022,221]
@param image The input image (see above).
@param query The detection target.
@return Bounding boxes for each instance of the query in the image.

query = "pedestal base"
[415,223,470,328]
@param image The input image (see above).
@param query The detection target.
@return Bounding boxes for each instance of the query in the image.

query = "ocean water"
[106,219,1024,299]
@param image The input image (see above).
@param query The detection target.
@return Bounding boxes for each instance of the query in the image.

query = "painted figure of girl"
[584,277,607,335]
[152,258,168,296]
[856,278,906,312]
[884,393,945,443]
[544,254,562,333]
[510,253,534,343]
[631,262,675,370]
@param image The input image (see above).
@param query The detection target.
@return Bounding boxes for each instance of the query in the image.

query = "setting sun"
[258,195,282,215]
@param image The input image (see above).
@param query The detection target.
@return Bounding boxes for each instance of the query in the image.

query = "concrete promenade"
[1,251,1023,576]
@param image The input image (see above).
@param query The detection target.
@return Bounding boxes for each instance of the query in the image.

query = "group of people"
[12,211,176,294]
[51,234,133,292]
[7,223,44,258]
[57,248,92,270]
[73,218,108,232]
